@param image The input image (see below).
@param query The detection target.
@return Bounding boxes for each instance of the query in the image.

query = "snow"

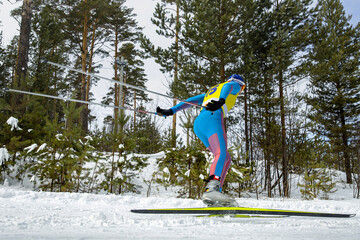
[6,117,22,131]
[0,146,10,165]
[0,185,359,240]
[85,136,93,141]
[0,153,359,239]
[163,167,170,175]
[24,144,38,154]
[36,143,47,152]
[55,134,63,140]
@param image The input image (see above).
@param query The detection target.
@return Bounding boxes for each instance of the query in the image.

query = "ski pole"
[3,88,157,115]
[41,59,204,109]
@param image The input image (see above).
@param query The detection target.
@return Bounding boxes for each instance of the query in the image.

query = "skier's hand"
[206,98,225,111]
[156,107,174,117]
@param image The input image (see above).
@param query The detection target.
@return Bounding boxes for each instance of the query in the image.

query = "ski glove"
[157,107,174,117]
[206,98,225,112]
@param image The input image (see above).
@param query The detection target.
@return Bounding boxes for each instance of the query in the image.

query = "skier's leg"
[193,113,210,148]
[195,110,237,207]
[206,112,232,191]
[194,110,232,188]
[208,134,231,190]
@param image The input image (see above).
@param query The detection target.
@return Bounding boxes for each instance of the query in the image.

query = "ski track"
[0,186,359,240]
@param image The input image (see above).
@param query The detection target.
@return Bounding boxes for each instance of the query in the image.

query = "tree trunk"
[133,91,137,131]
[357,147,360,198]
[188,158,191,198]
[340,107,352,184]
[13,0,32,107]
[265,125,272,197]
[244,86,249,165]
[171,0,180,148]
[219,1,225,82]
[249,97,254,165]
[114,29,119,134]
[265,84,272,198]
[279,70,289,197]
[80,0,89,133]
[86,20,98,102]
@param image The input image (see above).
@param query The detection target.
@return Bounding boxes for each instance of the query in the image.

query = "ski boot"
[201,177,238,207]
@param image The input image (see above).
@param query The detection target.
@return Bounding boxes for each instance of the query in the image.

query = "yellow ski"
[131,206,355,218]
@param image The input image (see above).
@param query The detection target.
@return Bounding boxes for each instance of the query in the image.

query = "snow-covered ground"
[0,185,359,240]
[1,152,359,240]
[1,150,359,239]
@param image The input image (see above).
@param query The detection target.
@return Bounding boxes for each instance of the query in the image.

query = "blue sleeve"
[219,82,241,99]
[171,94,206,113]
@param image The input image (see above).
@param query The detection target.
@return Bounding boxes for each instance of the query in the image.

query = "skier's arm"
[219,81,241,99]
[170,93,206,114]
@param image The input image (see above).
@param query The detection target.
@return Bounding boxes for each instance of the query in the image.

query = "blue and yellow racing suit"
[171,80,244,191]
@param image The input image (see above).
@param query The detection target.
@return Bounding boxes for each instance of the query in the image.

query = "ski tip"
[131,209,145,213]
[40,58,48,64]
[131,209,157,214]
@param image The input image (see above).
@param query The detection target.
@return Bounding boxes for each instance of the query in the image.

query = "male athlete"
[157,74,245,207]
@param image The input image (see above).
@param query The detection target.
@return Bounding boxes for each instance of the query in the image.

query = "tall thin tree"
[306,0,360,184]
[12,0,32,108]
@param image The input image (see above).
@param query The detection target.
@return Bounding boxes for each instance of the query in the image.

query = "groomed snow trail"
[0,186,359,240]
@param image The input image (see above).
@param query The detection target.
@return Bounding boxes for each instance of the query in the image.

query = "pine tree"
[157,144,207,199]
[32,9,66,89]
[237,0,279,197]
[25,102,103,192]
[29,0,71,122]
[235,1,272,196]
[0,30,13,99]
[100,112,149,194]
[180,0,245,85]
[60,0,113,133]
[141,0,184,147]
[268,0,313,197]
[118,43,149,127]
[352,122,360,198]
[297,137,338,200]
[105,0,140,123]
[238,0,314,197]
[101,0,146,142]
[306,0,360,184]
[130,107,162,154]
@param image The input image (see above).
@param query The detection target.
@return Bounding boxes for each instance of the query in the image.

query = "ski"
[131,206,356,218]
[198,214,289,218]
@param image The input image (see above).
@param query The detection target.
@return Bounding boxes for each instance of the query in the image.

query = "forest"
[0,0,359,200]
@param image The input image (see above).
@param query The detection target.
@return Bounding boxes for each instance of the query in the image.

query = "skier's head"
[227,74,245,91]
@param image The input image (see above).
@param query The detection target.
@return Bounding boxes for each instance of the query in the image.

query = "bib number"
[206,85,219,98]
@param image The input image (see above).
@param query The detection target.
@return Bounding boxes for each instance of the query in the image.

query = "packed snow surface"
[0,186,359,240]
[1,152,359,239]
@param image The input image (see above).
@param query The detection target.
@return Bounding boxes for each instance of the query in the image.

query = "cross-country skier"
[156,74,245,207]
